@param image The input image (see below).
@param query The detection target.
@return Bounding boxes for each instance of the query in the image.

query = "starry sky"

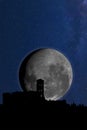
[0,0,87,105]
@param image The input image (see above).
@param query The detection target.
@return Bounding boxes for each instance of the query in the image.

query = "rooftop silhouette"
[0,79,87,128]
[3,79,45,105]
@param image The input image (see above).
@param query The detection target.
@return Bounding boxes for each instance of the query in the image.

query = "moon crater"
[19,48,73,101]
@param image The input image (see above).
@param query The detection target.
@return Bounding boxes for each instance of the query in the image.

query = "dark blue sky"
[0,0,87,105]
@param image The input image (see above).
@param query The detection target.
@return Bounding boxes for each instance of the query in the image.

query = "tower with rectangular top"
[37,79,44,98]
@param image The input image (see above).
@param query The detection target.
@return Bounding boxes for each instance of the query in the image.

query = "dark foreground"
[0,92,86,128]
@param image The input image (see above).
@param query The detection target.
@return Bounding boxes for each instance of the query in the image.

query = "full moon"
[19,48,73,101]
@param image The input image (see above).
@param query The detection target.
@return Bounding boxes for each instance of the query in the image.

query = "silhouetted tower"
[37,79,44,98]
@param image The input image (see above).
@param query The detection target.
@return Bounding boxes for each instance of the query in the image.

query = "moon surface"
[19,48,73,101]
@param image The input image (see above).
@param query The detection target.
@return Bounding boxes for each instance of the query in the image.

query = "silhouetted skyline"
[0,90,87,128]
[0,79,86,128]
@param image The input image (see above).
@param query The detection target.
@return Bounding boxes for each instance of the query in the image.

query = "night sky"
[0,0,87,105]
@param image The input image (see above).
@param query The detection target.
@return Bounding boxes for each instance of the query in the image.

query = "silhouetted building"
[3,79,45,105]
[37,79,44,98]
[1,86,87,128]
[3,92,42,105]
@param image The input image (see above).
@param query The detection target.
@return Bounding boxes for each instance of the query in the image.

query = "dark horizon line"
[1,91,87,107]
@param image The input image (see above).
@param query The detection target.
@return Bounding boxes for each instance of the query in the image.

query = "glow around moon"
[19,48,73,101]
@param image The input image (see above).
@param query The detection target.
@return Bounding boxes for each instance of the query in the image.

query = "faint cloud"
[83,0,87,5]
